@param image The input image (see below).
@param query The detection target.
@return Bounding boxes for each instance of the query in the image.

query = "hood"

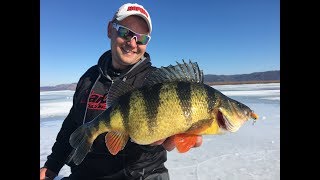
[97,50,152,80]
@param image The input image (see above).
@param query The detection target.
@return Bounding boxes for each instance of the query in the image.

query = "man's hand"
[150,135,203,151]
[40,167,57,180]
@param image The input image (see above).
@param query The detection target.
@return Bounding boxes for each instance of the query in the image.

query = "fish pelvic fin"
[174,119,213,153]
[105,131,129,155]
[174,134,198,153]
[68,125,95,165]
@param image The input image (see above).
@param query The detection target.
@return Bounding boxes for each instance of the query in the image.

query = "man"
[40,3,202,180]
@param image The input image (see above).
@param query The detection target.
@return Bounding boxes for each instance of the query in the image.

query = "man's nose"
[127,36,138,47]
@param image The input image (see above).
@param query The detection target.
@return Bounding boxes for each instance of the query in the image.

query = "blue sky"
[40,0,279,86]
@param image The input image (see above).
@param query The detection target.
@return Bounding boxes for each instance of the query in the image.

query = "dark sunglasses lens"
[118,27,130,39]
[137,35,149,45]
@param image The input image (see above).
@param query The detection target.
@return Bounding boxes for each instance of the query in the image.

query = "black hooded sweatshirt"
[44,50,168,180]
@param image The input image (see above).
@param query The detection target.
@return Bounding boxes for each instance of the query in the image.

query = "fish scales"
[189,82,215,124]
[152,82,210,139]
[108,106,126,132]
[125,82,190,144]
[176,81,193,124]
[108,82,214,144]
[154,82,190,138]
[127,89,151,140]
[140,83,162,133]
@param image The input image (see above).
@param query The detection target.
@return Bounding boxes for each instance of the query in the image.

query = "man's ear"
[107,22,112,38]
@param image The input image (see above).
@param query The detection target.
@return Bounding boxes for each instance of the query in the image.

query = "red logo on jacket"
[81,90,107,110]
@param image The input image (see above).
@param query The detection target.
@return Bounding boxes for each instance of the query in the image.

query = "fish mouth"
[251,112,258,120]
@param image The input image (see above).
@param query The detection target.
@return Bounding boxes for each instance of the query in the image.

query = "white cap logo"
[113,3,152,33]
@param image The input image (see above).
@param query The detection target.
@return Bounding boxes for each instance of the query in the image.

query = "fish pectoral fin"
[174,134,198,153]
[105,132,129,155]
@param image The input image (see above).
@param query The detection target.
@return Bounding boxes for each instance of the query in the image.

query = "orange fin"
[105,132,129,155]
[173,119,213,153]
[174,134,198,153]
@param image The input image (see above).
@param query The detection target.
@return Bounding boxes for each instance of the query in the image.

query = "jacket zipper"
[82,74,101,124]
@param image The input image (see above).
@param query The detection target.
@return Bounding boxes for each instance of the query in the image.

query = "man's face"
[108,16,150,70]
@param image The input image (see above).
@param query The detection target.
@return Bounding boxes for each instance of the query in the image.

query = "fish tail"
[68,124,96,165]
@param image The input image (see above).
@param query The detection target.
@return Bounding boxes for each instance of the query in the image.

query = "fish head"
[215,97,258,132]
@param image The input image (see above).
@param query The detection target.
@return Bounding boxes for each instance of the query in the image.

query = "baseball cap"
[112,3,152,33]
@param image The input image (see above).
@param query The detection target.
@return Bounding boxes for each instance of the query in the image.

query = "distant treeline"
[203,70,279,84]
[206,80,280,86]
[40,83,77,92]
[40,70,280,91]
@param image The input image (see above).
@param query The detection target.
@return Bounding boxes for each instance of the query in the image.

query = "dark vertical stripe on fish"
[118,93,131,130]
[176,82,192,124]
[204,85,216,113]
[141,83,162,131]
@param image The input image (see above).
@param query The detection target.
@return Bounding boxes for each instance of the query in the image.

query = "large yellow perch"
[69,61,258,165]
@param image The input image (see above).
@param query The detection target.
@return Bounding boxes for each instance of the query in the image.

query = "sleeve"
[43,76,86,174]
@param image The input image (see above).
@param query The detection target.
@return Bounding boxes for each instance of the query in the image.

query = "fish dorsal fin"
[144,60,204,86]
[106,80,136,107]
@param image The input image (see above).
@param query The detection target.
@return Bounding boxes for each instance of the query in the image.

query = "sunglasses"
[112,23,151,45]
